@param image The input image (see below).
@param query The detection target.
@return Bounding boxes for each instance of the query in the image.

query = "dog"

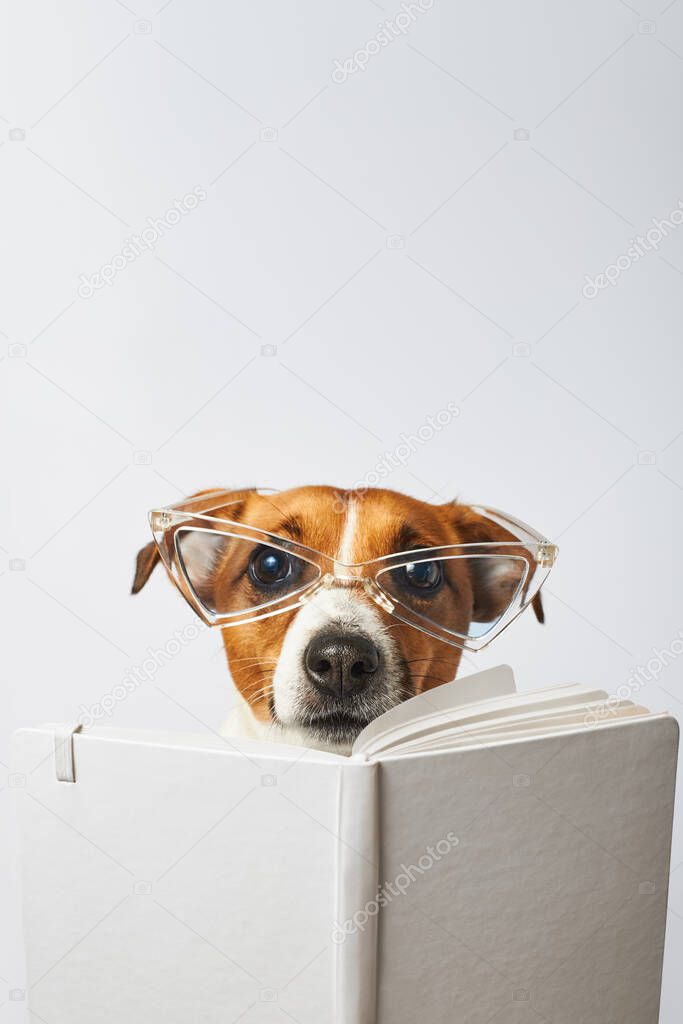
[132,486,545,753]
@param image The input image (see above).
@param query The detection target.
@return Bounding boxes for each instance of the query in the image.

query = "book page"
[394,703,652,754]
[359,684,607,757]
[353,664,517,756]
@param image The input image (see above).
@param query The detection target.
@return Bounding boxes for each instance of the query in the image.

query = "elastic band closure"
[54,724,83,783]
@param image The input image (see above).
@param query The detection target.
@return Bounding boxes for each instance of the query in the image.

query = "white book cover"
[13,667,679,1024]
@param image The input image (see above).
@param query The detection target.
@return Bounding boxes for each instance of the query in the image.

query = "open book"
[14,666,678,1024]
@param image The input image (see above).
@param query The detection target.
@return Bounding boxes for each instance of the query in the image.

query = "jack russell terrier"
[132,486,552,753]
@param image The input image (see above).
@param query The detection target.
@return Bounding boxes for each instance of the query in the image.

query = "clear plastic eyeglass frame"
[148,489,558,652]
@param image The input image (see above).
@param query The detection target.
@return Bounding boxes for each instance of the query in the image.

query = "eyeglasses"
[148,489,557,652]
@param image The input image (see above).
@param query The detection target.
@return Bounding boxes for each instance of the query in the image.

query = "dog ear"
[531,592,544,624]
[131,541,160,594]
[131,487,253,598]
[449,504,545,626]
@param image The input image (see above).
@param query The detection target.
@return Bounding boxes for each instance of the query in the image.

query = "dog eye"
[249,547,292,586]
[402,560,443,591]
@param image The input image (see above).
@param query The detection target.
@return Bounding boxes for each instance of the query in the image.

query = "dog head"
[132,486,545,749]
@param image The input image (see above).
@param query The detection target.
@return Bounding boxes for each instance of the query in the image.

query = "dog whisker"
[410,674,449,687]
[229,657,279,665]
[401,657,459,665]
[244,692,272,709]
[246,675,274,688]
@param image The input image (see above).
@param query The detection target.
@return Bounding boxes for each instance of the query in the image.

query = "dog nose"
[304,632,380,699]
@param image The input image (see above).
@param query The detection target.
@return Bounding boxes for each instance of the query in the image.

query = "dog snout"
[304,631,380,700]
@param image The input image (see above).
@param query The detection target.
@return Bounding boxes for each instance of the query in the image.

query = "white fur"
[270,586,402,727]
[221,498,405,752]
[337,498,358,565]
[222,692,351,753]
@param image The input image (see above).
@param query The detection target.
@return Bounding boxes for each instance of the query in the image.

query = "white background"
[2,0,683,1019]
